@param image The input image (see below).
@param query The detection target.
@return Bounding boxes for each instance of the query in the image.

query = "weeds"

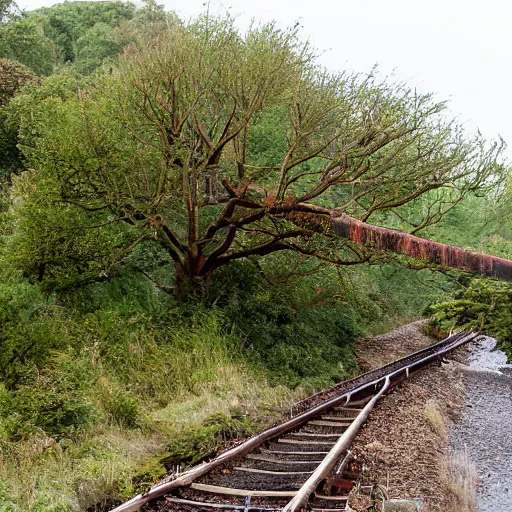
[424,400,447,442]
[445,447,477,512]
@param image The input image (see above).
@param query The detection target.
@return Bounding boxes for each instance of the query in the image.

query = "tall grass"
[445,447,477,512]
[0,257,453,510]
[0,272,306,510]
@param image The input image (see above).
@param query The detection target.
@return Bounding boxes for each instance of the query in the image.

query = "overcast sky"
[18,0,511,154]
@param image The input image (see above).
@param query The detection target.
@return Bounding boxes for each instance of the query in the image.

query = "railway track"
[112,330,477,512]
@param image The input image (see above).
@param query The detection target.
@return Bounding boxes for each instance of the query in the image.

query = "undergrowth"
[0,256,451,511]
[429,278,512,359]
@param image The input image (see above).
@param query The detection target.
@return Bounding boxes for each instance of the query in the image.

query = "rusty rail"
[111,330,476,512]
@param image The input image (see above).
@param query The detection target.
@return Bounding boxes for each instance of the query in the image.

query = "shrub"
[429,278,512,359]
[207,259,361,388]
[100,389,139,429]
[0,279,71,387]
[1,352,101,439]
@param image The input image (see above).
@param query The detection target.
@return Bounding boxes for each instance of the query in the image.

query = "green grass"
[0,257,453,510]
[0,353,303,511]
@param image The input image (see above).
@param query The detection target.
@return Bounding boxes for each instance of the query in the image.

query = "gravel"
[349,321,469,511]
[451,336,512,512]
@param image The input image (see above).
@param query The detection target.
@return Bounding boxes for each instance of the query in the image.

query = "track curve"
[111,330,477,512]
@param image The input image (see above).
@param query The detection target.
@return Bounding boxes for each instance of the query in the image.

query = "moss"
[127,458,167,496]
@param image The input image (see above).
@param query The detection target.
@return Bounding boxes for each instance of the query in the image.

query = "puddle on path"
[466,336,512,373]
[451,336,512,512]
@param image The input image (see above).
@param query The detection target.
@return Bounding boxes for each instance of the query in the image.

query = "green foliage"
[349,262,454,329]
[0,1,137,76]
[0,58,37,106]
[0,18,57,75]
[430,278,512,359]
[207,259,361,388]
[7,183,132,290]
[34,1,135,62]
[160,412,254,467]
[3,70,144,290]
[0,278,69,386]
[0,59,38,178]
[102,391,139,429]
[74,22,122,74]
[247,107,289,168]
[1,352,101,439]
[130,0,169,29]
[0,113,21,179]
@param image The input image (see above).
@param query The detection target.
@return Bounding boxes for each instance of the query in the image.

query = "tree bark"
[174,255,207,301]
[331,213,512,281]
[170,209,512,302]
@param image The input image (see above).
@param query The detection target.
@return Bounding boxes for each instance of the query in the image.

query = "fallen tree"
[7,14,509,297]
[330,213,512,280]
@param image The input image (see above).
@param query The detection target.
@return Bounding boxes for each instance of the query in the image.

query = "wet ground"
[451,336,512,512]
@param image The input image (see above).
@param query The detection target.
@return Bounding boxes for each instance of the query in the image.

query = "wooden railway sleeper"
[166,496,281,511]
[111,331,477,512]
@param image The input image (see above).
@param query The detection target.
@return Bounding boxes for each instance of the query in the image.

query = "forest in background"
[2,1,512,510]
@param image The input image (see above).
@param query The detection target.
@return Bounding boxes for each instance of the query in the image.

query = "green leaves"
[74,22,122,74]
[3,12,508,297]
[430,278,512,358]
[34,0,135,62]
[0,18,57,75]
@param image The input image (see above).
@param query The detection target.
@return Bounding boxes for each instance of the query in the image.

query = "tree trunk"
[171,211,512,302]
[174,255,207,302]
[331,214,512,281]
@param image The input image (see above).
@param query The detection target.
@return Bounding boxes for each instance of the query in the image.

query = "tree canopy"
[0,1,138,75]
[7,15,506,298]
[0,58,38,177]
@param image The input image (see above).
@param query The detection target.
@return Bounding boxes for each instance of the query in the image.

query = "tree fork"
[330,213,512,281]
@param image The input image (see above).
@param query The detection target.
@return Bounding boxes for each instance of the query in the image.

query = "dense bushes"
[207,260,362,388]
[0,259,365,443]
[430,278,512,358]
[0,279,70,387]
[0,255,449,447]
[1,353,101,439]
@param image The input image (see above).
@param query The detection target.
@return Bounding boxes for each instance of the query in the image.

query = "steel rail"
[293,330,470,410]
[282,329,475,512]
[282,376,391,512]
[110,330,476,512]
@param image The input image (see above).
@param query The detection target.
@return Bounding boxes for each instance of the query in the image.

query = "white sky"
[18,0,512,155]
